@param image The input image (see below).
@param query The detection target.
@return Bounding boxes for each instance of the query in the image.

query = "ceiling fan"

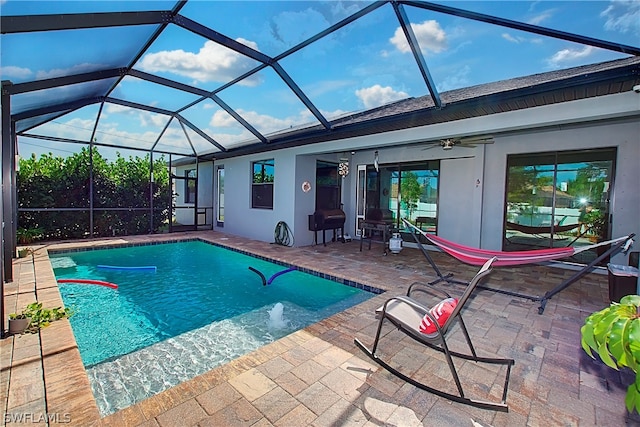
[422,136,494,151]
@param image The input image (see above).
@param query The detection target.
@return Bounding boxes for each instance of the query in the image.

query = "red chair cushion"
[419,297,458,334]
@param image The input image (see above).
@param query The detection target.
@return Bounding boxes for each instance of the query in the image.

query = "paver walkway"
[2,231,639,426]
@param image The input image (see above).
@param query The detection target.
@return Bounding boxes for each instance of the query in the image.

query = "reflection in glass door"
[216,166,224,226]
[361,161,440,232]
[504,148,615,264]
[355,165,366,236]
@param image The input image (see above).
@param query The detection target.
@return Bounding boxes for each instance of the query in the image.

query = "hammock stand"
[401,219,635,314]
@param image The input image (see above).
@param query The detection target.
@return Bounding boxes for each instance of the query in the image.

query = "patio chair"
[354,257,514,412]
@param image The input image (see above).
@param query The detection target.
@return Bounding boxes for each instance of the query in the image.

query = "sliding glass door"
[357,160,439,233]
[504,148,615,263]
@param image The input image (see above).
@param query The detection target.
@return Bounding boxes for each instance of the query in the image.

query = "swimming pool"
[51,240,376,416]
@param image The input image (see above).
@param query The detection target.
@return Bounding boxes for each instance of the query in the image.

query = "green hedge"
[17,148,171,241]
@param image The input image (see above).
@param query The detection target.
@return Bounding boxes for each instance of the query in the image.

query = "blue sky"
[1,0,639,159]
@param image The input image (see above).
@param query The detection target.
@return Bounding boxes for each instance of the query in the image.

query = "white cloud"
[304,79,355,99]
[0,65,33,79]
[138,39,262,86]
[502,33,521,43]
[210,110,239,128]
[103,103,169,130]
[320,108,350,121]
[269,8,328,48]
[93,124,162,146]
[390,20,447,54]
[328,1,364,20]
[31,117,96,141]
[355,85,409,109]
[139,111,169,129]
[600,0,640,35]
[527,9,555,25]
[104,104,133,115]
[547,46,596,68]
[210,108,317,135]
[502,33,543,44]
[436,65,471,92]
[35,63,104,80]
[60,118,97,134]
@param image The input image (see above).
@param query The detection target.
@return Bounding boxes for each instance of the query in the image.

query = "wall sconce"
[338,158,349,177]
[374,150,379,172]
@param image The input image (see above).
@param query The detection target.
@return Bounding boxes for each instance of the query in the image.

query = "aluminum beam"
[1,82,14,285]
[5,69,125,95]
[401,0,640,56]
[1,11,172,34]
[392,1,442,108]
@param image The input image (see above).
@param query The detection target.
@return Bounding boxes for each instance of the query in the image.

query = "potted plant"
[16,227,43,245]
[7,302,73,335]
[581,294,640,413]
[17,247,33,258]
[8,311,31,335]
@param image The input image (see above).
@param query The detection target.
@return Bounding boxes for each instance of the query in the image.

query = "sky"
[1,0,639,160]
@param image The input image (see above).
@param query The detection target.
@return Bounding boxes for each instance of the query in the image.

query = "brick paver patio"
[2,231,638,426]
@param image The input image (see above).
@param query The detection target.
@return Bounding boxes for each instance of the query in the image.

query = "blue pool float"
[249,266,296,286]
[267,267,296,285]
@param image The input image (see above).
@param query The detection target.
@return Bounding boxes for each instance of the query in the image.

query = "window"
[216,166,224,225]
[504,148,615,264]
[252,159,274,209]
[184,169,196,204]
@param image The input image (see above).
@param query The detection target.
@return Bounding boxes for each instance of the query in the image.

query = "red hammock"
[403,220,632,267]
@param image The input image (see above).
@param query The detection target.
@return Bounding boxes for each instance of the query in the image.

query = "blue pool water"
[52,240,374,415]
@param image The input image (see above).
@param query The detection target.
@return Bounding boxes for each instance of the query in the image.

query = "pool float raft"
[57,279,118,289]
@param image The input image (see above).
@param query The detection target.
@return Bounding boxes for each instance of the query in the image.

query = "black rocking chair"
[354,256,514,412]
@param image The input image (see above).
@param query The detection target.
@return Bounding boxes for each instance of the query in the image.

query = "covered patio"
[2,232,637,426]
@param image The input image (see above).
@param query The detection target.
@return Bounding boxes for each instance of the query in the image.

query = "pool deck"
[2,230,639,426]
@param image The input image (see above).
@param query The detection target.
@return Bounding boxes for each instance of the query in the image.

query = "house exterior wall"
[213,151,297,242]
[481,119,640,255]
[211,91,639,264]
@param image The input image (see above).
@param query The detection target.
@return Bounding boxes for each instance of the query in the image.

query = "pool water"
[52,240,374,416]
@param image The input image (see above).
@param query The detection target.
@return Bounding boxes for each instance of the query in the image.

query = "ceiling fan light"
[441,139,455,150]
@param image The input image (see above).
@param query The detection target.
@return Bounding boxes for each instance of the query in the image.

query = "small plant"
[9,311,28,320]
[9,302,73,334]
[582,210,606,237]
[17,247,33,258]
[16,227,44,245]
[581,295,640,413]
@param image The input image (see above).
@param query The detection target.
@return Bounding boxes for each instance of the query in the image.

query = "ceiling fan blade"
[420,135,493,150]
[458,136,494,145]
[420,142,440,151]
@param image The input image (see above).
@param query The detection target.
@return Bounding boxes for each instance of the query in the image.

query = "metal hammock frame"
[401,219,635,314]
